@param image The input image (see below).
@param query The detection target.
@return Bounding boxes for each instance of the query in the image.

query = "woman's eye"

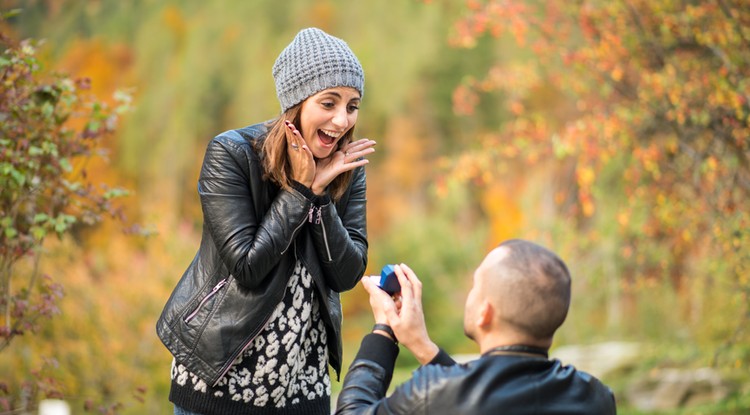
[347,105,359,113]
[321,101,335,108]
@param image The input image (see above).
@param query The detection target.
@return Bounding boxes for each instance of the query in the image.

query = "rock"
[626,367,733,410]
[551,341,641,379]
[38,400,71,415]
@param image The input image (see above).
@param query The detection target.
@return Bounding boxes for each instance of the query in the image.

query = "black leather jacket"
[336,334,617,414]
[156,122,368,387]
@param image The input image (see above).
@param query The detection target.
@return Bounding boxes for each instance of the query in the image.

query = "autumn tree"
[443,0,749,365]
[0,14,131,411]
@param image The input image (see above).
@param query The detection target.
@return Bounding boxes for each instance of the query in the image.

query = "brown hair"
[259,104,355,201]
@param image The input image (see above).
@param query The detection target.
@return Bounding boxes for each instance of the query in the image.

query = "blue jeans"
[174,405,203,415]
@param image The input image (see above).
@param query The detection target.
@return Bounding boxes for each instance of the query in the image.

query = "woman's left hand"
[311,138,376,195]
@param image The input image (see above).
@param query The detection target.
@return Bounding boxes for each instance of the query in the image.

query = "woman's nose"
[332,107,348,129]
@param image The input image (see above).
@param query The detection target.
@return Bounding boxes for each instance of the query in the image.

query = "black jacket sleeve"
[335,335,458,414]
[198,134,312,289]
[308,166,369,292]
[427,349,457,366]
[335,334,399,414]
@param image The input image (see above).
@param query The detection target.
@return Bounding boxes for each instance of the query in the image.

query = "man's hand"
[361,264,439,365]
[361,275,393,326]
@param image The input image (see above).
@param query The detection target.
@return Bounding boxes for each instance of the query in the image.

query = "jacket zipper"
[280,206,312,255]
[211,281,289,387]
[315,207,333,261]
[184,278,228,323]
[222,206,308,383]
[308,204,316,223]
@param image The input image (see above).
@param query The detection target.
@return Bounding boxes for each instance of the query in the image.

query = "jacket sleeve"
[308,166,369,292]
[198,134,312,289]
[427,349,457,366]
[336,335,452,414]
[334,334,400,415]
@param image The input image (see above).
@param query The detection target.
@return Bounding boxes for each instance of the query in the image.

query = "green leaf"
[31,225,46,240]
[4,226,17,239]
[34,213,49,223]
[59,158,72,172]
[103,187,130,199]
[54,220,67,233]
[10,168,26,186]
[54,214,77,233]
[41,101,55,118]
[87,120,100,131]
[1,8,22,20]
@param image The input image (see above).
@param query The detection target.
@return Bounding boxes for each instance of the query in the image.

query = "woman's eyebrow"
[319,91,361,101]
[320,92,342,99]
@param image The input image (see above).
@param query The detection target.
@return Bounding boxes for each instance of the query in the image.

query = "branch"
[0,256,11,353]
[716,0,750,52]
[622,0,666,69]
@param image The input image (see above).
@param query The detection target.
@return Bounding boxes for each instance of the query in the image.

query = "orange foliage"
[55,39,134,100]
[366,116,434,233]
[480,182,522,242]
[441,0,750,360]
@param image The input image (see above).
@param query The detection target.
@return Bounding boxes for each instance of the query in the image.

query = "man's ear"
[477,301,494,329]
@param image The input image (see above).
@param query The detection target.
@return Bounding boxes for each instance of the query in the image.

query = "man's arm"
[335,265,459,414]
[336,335,458,415]
[426,348,457,366]
[335,333,399,414]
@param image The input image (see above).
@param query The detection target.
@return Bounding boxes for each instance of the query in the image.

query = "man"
[335,239,616,414]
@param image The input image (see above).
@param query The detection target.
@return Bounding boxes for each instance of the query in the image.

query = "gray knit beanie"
[273,28,364,113]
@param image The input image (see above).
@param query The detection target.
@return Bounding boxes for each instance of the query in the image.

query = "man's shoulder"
[408,359,478,391]
[409,356,616,414]
[543,359,617,412]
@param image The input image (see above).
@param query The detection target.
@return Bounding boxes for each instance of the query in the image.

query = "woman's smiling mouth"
[318,129,343,146]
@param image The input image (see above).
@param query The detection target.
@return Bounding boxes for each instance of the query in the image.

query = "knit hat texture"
[273,28,364,113]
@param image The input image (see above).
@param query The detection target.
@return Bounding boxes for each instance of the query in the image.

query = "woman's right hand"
[285,120,315,187]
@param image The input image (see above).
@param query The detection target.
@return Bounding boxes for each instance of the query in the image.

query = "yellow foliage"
[479,182,523,243]
[366,116,433,234]
[576,166,595,187]
[162,6,187,43]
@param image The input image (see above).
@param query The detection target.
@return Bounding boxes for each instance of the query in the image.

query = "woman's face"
[299,86,360,159]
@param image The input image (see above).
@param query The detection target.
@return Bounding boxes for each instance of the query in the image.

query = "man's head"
[463,239,572,349]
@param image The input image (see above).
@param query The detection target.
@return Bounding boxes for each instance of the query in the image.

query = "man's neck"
[477,333,551,355]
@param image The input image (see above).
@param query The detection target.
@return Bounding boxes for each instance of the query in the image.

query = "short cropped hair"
[493,239,572,340]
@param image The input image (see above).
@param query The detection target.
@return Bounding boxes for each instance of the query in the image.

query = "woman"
[156,27,375,415]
